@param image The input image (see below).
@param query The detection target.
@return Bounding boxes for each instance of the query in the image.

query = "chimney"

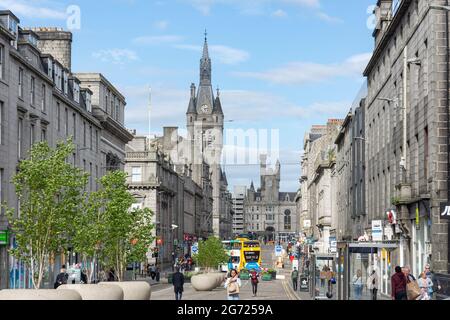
[32,27,73,71]
[163,127,178,153]
[373,0,393,47]
[190,83,196,98]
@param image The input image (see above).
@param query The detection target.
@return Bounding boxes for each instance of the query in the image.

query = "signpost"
[300,276,309,292]
[275,245,283,257]
[191,242,199,255]
[372,220,383,241]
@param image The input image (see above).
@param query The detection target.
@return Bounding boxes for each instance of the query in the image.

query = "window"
[57,102,61,131]
[132,167,142,183]
[89,162,93,190]
[89,125,93,150]
[65,108,69,136]
[83,122,86,147]
[95,165,98,190]
[0,44,4,79]
[41,128,47,141]
[115,103,119,121]
[18,117,23,158]
[95,130,98,152]
[30,76,35,105]
[105,94,108,113]
[72,153,76,166]
[0,101,3,144]
[18,68,23,97]
[111,95,115,119]
[30,123,35,145]
[41,84,46,112]
[72,113,76,139]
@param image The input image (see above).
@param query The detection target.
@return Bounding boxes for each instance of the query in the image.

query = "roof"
[279,192,297,202]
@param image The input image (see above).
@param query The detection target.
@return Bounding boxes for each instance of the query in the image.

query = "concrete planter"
[0,289,82,300]
[57,284,124,300]
[191,274,218,291]
[99,281,151,300]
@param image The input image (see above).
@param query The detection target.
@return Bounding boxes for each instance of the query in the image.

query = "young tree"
[193,237,228,272]
[5,139,88,289]
[88,171,154,281]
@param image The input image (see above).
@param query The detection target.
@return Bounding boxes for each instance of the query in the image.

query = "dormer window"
[63,71,68,95]
[7,15,18,35]
[53,63,62,90]
[27,33,37,47]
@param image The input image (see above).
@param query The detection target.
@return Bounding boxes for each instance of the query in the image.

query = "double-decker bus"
[240,240,262,271]
[221,240,242,272]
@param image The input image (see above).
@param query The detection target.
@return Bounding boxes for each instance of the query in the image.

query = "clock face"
[201,104,209,113]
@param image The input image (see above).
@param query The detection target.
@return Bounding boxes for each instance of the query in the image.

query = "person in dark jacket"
[172,267,185,300]
[391,266,407,300]
[54,265,69,289]
[107,268,117,281]
[80,269,88,284]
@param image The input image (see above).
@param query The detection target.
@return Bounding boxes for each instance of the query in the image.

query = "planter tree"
[4,140,88,289]
[76,171,154,281]
[193,237,228,272]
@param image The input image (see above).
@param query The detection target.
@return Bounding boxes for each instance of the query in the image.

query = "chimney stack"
[32,27,73,71]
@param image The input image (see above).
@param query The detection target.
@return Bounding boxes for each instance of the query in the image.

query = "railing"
[126,151,151,160]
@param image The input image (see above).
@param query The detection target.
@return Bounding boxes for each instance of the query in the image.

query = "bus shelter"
[309,253,338,300]
[337,241,398,300]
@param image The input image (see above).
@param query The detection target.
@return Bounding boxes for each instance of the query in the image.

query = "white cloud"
[317,11,343,24]
[132,35,183,45]
[0,0,67,19]
[182,0,320,15]
[272,9,287,18]
[92,49,138,65]
[153,20,170,30]
[174,44,250,65]
[233,53,372,85]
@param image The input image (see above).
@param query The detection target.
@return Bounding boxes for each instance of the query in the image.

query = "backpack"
[251,272,258,282]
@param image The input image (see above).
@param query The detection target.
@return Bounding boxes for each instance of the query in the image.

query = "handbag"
[227,279,240,295]
[406,280,421,300]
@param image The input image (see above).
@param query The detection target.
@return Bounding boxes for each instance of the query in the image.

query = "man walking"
[424,264,441,300]
[54,265,68,289]
[172,267,185,300]
[391,266,407,300]
[291,267,299,291]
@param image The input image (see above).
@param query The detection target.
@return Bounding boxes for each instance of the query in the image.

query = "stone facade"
[244,155,298,242]
[363,0,449,275]
[0,10,132,289]
[125,129,213,267]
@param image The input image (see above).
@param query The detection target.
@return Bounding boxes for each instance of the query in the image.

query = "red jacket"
[391,272,407,298]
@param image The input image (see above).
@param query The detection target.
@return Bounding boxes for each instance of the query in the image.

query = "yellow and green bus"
[240,240,262,271]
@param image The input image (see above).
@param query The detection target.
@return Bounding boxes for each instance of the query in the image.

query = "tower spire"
[202,29,209,59]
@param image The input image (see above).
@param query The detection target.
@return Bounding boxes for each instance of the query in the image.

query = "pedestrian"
[155,266,160,282]
[403,266,421,300]
[172,267,185,300]
[391,266,407,300]
[352,269,363,300]
[292,267,299,291]
[107,268,117,281]
[366,270,378,300]
[250,268,259,297]
[424,264,441,300]
[417,272,433,300]
[54,265,69,289]
[80,269,88,284]
[224,269,241,300]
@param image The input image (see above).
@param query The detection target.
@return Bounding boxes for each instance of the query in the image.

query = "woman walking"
[250,269,259,297]
[366,270,378,300]
[224,269,242,300]
[417,272,433,300]
[352,269,363,300]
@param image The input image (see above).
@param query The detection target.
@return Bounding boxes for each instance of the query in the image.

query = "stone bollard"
[0,289,82,300]
[98,281,151,300]
[191,274,217,291]
[57,284,124,300]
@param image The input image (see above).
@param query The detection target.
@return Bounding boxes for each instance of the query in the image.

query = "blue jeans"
[353,285,363,300]
[227,294,239,300]
[175,291,182,300]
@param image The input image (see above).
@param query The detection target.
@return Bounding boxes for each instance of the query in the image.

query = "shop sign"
[440,203,450,220]
[300,276,309,292]
[329,237,337,253]
[384,226,393,240]
[0,230,8,245]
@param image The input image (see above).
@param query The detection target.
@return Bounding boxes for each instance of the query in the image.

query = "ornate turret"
[213,87,224,115]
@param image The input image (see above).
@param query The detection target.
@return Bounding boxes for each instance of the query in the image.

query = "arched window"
[284,209,291,230]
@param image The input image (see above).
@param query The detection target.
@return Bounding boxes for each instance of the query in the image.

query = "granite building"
[0,11,132,289]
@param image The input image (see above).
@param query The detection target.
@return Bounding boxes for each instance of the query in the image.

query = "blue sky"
[1,0,377,192]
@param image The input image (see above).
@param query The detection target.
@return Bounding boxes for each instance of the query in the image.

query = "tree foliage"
[5,139,88,289]
[193,237,228,272]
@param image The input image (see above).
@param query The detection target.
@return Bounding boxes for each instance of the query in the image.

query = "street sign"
[191,242,199,255]
[275,245,283,256]
[300,276,309,292]
[372,220,383,241]
[329,237,337,253]
[0,230,8,245]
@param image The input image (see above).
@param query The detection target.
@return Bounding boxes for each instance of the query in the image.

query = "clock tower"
[186,32,225,237]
